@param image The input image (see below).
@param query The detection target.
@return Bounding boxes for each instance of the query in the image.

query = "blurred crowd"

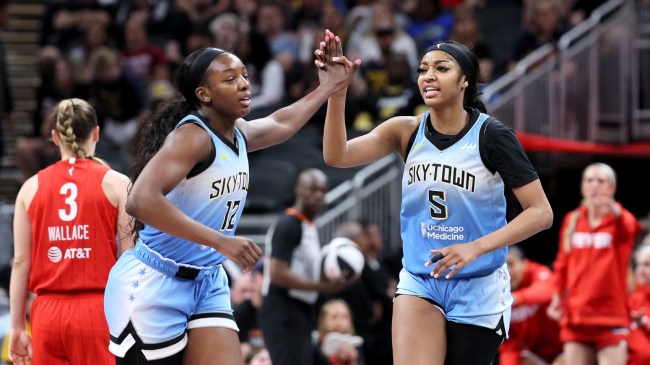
[5,0,650,364]
[5,0,606,180]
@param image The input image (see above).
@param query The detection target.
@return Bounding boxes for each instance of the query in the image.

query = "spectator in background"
[0,0,14,172]
[209,12,241,52]
[318,218,397,365]
[260,168,358,365]
[510,0,567,69]
[234,261,266,360]
[287,0,324,32]
[350,51,423,133]
[314,299,364,365]
[501,245,563,365]
[628,244,650,365]
[346,2,419,93]
[402,0,454,54]
[15,47,91,183]
[450,4,494,84]
[548,162,642,365]
[39,0,116,53]
[119,12,169,86]
[245,346,272,365]
[67,22,115,84]
[231,0,258,34]
[14,106,58,185]
[111,0,173,46]
[163,0,229,71]
[88,46,149,175]
[256,1,301,76]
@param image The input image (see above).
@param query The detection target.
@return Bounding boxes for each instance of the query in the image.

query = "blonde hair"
[583,162,617,188]
[54,98,105,164]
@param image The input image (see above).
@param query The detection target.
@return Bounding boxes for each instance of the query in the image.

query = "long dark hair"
[128,48,228,239]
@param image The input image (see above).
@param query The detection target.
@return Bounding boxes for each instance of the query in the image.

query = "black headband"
[182,48,226,105]
[426,42,475,82]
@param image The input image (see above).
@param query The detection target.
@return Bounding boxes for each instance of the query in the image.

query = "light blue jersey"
[401,111,507,277]
[139,114,249,267]
[106,114,246,359]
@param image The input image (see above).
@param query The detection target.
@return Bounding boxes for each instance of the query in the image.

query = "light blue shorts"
[104,243,237,360]
[395,263,512,335]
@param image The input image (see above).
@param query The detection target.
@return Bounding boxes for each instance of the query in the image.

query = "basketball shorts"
[104,243,238,361]
[31,292,113,365]
[560,324,628,351]
[395,263,512,335]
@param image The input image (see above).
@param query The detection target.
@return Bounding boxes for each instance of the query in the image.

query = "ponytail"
[128,97,192,239]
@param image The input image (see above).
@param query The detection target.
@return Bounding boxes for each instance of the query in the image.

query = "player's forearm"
[323,94,349,167]
[9,260,30,331]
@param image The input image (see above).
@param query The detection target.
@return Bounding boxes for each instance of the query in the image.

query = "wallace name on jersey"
[48,224,90,241]
[209,171,249,199]
[407,163,476,193]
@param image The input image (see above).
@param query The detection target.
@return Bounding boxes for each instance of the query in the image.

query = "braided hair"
[54,98,106,165]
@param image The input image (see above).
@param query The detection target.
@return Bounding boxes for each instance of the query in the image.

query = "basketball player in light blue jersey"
[104,31,360,364]
[317,38,553,364]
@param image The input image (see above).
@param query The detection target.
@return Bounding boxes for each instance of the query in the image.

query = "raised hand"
[314,29,361,95]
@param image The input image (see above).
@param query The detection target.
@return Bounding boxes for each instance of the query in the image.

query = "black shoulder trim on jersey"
[186,112,239,155]
[404,118,421,162]
[479,116,497,174]
[240,129,248,151]
[187,139,216,179]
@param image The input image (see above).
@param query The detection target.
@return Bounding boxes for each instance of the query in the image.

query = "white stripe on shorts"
[142,335,188,361]
[109,333,136,358]
[188,316,239,331]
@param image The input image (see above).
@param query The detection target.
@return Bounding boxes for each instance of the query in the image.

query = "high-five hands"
[314,29,361,94]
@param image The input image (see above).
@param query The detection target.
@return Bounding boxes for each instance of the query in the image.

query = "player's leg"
[445,319,504,365]
[64,293,115,364]
[595,328,628,365]
[183,327,243,365]
[597,344,627,365]
[392,294,446,365]
[443,264,511,364]
[563,342,596,365]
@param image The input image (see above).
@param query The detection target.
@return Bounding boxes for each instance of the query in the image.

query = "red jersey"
[553,204,641,327]
[27,158,119,294]
[500,260,562,365]
[119,45,168,83]
[628,284,650,365]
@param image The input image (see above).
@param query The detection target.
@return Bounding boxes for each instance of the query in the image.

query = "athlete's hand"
[9,329,33,365]
[424,243,482,279]
[546,292,563,321]
[314,29,360,95]
[220,236,262,273]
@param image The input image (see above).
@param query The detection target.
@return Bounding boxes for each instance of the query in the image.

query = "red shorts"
[30,292,113,365]
[560,324,628,351]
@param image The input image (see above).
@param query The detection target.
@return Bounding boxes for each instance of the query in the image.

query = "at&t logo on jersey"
[48,246,62,263]
[47,246,92,263]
